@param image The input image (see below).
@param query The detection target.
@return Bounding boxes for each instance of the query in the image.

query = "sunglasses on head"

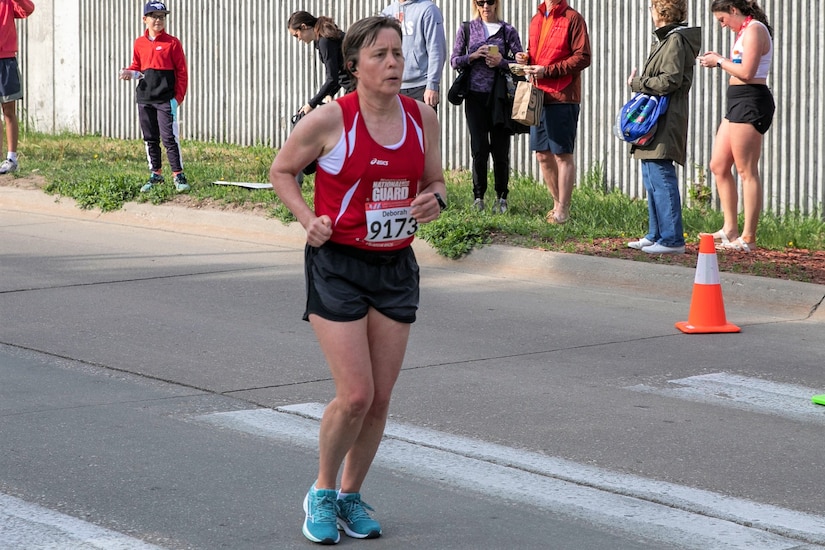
[475,0,496,6]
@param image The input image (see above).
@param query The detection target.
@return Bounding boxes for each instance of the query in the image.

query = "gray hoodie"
[381,0,447,92]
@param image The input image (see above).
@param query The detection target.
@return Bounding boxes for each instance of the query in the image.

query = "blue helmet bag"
[613,93,670,146]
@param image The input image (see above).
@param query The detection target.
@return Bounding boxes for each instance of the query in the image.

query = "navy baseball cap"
[144,2,170,15]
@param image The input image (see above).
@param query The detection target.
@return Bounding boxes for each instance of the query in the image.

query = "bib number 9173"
[365,200,418,244]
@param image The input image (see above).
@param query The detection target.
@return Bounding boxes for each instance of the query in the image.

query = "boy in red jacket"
[0,0,35,175]
[121,1,189,192]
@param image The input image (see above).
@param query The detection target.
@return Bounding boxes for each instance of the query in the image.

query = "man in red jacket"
[121,1,190,193]
[516,0,590,224]
[0,0,34,175]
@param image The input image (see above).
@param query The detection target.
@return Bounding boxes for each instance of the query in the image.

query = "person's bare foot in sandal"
[546,205,569,225]
[700,229,738,245]
[717,235,756,252]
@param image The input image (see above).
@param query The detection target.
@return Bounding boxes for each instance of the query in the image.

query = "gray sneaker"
[473,198,485,212]
[174,173,190,192]
[493,198,508,214]
[0,158,18,174]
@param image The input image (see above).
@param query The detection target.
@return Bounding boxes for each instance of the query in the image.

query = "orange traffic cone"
[675,234,740,334]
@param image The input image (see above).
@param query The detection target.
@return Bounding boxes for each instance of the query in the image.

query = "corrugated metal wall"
[19,1,824,216]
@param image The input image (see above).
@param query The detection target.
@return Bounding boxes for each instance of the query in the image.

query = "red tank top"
[315,92,425,251]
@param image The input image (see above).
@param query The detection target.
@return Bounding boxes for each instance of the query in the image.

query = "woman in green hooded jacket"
[625,0,701,254]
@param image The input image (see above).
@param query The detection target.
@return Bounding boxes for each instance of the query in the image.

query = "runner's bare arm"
[269,104,343,245]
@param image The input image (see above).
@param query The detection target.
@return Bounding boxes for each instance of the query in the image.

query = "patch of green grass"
[22,131,303,216]
[45,174,138,212]
[14,131,825,259]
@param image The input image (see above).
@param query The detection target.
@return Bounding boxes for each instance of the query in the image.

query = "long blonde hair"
[471,0,502,21]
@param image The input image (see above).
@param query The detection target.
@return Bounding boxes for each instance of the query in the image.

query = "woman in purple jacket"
[450,0,523,213]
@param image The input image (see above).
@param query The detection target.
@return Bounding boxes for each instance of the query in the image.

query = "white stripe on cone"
[694,251,721,286]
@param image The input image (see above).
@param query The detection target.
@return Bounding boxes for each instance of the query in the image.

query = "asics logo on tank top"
[370,158,389,166]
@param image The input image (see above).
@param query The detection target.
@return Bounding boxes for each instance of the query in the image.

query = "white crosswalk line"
[0,493,167,549]
[626,372,825,424]
[196,404,825,550]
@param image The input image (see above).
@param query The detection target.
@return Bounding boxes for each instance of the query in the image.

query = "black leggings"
[138,100,183,173]
[464,91,511,200]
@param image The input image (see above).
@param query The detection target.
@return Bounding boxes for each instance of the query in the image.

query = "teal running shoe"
[336,493,382,539]
[302,485,340,545]
[141,172,164,193]
[173,172,190,192]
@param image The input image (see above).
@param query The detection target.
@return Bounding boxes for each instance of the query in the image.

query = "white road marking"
[0,493,166,549]
[196,404,825,550]
[627,372,825,424]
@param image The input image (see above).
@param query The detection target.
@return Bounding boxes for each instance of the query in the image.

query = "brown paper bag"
[511,80,543,126]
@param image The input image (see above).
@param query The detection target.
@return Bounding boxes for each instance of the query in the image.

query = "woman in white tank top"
[698,0,774,252]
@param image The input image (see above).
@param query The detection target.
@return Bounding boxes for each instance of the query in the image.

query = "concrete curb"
[419,243,824,321]
[2,186,822,322]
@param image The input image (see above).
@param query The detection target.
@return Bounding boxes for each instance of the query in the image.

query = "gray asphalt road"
[2,187,824,549]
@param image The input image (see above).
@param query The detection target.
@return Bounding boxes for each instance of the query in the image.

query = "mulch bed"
[562,238,825,286]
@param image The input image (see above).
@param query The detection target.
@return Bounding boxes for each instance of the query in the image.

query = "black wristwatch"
[433,192,447,212]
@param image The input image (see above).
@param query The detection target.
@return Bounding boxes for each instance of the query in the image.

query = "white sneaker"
[0,158,18,174]
[642,242,685,254]
[627,237,654,250]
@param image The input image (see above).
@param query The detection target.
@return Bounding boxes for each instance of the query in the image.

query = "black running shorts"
[726,84,775,135]
[303,242,419,323]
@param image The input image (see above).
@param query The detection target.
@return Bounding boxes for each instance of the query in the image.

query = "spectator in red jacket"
[516,0,590,225]
[120,1,190,193]
[0,0,35,175]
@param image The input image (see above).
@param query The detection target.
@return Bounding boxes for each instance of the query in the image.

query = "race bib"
[364,200,418,244]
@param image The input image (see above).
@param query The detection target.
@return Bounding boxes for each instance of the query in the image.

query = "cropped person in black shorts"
[698,0,774,252]
[269,16,447,545]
